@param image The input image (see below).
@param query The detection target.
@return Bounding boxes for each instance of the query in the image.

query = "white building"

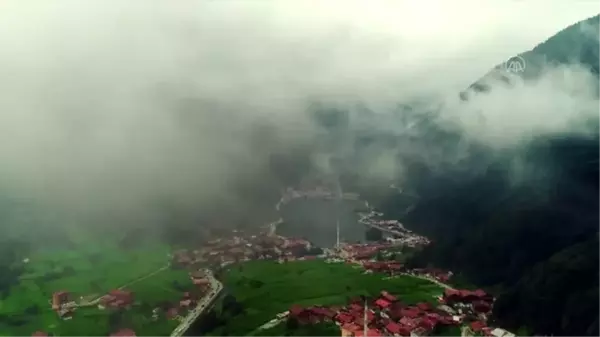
[491,328,516,337]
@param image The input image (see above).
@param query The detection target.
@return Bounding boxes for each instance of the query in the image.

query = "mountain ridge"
[460,14,600,100]
[388,15,600,336]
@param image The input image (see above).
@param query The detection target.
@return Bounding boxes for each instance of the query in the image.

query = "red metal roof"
[109,328,136,337]
[349,303,362,312]
[399,317,417,327]
[380,291,397,302]
[341,323,362,332]
[290,305,304,316]
[420,317,437,330]
[474,289,487,297]
[31,331,48,336]
[470,321,486,332]
[398,325,412,336]
[416,302,432,311]
[473,300,492,313]
[400,307,421,318]
[335,313,354,323]
[375,298,391,309]
[166,307,179,319]
[385,321,402,334]
[444,288,460,297]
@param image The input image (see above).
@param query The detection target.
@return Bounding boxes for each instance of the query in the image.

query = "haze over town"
[0,0,596,237]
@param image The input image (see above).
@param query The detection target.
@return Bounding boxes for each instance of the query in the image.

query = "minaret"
[336,219,340,248]
[363,299,368,337]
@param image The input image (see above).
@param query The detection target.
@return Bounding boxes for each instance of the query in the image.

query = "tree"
[287,317,299,330]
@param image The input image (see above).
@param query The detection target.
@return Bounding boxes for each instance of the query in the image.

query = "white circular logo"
[503,56,526,73]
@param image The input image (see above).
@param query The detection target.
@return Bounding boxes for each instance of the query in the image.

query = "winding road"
[170,269,223,337]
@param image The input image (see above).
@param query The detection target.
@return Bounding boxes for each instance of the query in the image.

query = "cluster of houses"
[357,211,430,248]
[337,243,391,260]
[438,288,502,336]
[173,232,316,268]
[39,265,216,337]
[162,291,195,321]
[51,291,76,319]
[32,326,136,336]
[299,243,516,337]
[287,286,505,337]
[362,261,404,275]
[98,289,134,310]
[288,290,461,337]
[405,268,452,284]
[333,246,453,282]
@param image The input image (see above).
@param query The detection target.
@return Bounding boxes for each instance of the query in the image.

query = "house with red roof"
[380,291,397,303]
[341,323,362,337]
[289,305,303,317]
[416,302,432,311]
[443,288,492,304]
[473,300,492,313]
[443,289,461,302]
[109,328,136,337]
[166,307,179,320]
[336,312,354,324]
[398,326,412,336]
[399,307,421,319]
[471,321,486,333]
[350,303,363,311]
[374,298,391,309]
[385,321,402,335]
[419,317,437,331]
[51,291,70,310]
[100,290,134,309]
[31,331,49,337]
[399,317,418,329]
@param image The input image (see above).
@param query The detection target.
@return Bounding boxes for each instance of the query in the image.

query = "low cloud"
[0,0,596,238]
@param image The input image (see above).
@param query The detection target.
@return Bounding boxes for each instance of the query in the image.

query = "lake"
[278,198,369,248]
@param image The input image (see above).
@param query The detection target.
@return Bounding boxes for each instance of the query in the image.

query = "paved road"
[170,269,223,337]
[253,311,289,332]
[401,273,454,290]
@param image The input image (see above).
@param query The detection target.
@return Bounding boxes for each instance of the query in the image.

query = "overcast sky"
[0,1,597,232]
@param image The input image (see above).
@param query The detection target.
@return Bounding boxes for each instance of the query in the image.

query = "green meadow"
[207,259,442,336]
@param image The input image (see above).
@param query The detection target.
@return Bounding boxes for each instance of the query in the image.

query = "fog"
[0,1,597,240]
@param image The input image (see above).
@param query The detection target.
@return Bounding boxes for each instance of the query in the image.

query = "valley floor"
[203,259,442,336]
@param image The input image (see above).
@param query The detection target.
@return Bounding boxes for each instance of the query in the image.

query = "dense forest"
[394,15,600,336]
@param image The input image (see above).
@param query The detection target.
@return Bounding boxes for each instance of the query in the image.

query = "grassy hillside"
[0,242,189,336]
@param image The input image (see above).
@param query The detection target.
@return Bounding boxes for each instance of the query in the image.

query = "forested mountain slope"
[393,15,600,336]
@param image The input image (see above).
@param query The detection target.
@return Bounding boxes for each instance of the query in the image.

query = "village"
[32,266,221,337]
[32,184,513,337]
